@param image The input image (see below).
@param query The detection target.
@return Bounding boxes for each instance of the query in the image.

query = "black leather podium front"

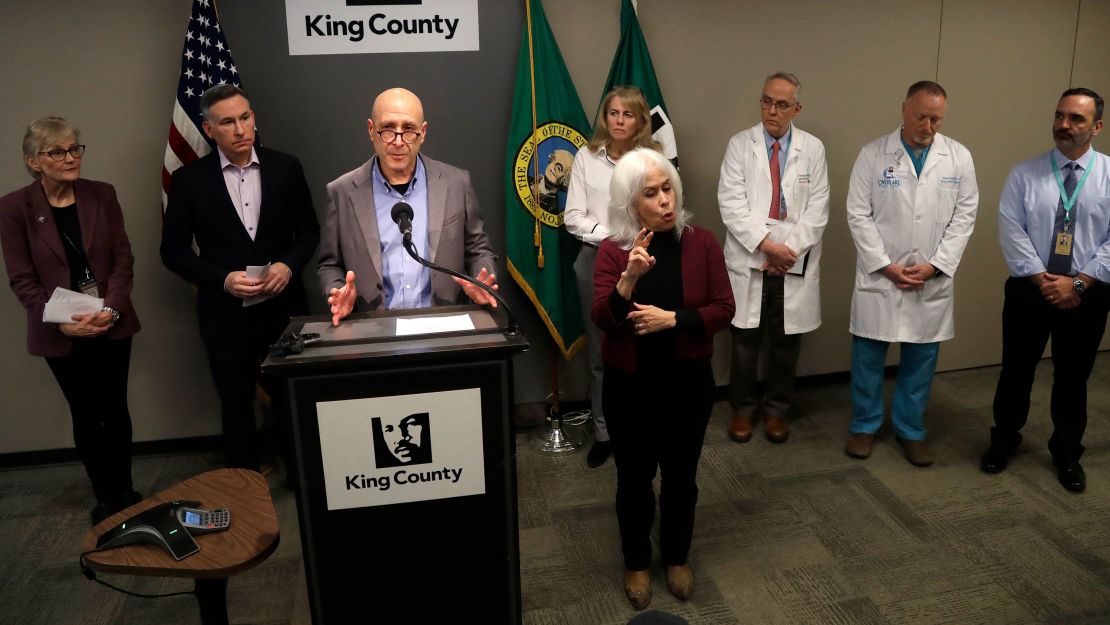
[262,305,528,624]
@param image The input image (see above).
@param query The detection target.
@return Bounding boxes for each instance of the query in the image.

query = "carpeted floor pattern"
[2,355,1109,625]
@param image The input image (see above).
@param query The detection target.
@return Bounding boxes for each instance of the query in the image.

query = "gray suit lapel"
[425,157,446,263]
[351,161,383,284]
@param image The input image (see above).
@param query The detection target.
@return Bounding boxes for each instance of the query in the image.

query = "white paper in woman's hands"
[43,287,103,323]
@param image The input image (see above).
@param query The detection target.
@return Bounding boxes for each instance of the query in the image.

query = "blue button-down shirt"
[998,147,1110,283]
[372,156,432,309]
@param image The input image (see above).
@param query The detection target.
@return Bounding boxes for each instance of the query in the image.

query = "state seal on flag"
[513,121,587,228]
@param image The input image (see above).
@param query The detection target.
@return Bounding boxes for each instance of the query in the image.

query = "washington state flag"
[504,0,591,359]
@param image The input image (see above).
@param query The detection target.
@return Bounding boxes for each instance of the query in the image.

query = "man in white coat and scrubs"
[845,81,978,466]
[719,72,830,444]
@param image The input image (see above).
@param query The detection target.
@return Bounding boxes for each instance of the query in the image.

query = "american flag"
[162,0,243,208]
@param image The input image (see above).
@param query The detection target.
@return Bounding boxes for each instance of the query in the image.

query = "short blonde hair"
[607,147,689,250]
[22,117,80,179]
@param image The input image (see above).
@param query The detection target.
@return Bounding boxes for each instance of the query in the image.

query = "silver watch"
[102,306,121,322]
[1073,278,1086,295]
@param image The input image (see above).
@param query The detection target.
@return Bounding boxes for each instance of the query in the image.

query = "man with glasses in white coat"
[719,72,830,445]
[844,81,978,467]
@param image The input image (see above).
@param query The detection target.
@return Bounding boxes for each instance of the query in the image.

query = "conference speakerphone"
[95,500,230,560]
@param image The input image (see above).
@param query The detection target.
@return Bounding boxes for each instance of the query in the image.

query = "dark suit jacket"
[161,147,320,342]
[316,155,495,310]
[591,225,735,374]
[0,179,140,357]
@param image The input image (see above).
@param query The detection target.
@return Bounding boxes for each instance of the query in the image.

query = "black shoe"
[587,440,612,468]
[90,501,115,526]
[980,445,1015,474]
[1056,461,1086,493]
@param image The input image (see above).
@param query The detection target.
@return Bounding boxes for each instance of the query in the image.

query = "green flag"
[505,0,591,359]
[601,0,678,164]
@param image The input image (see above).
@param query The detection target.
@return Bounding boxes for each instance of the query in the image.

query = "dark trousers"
[202,306,288,471]
[728,275,801,418]
[603,359,714,570]
[45,336,134,504]
[992,277,1110,463]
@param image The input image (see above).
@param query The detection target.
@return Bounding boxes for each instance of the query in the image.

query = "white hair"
[607,148,689,250]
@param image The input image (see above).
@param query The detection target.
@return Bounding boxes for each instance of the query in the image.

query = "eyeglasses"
[759,97,796,112]
[38,145,86,161]
[374,129,423,144]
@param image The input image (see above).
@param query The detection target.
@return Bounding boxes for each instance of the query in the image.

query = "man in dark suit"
[161,85,320,470]
[318,87,497,324]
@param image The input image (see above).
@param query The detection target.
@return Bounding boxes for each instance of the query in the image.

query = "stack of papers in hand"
[43,287,103,323]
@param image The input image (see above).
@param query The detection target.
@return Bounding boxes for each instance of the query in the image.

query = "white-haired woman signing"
[592,148,734,610]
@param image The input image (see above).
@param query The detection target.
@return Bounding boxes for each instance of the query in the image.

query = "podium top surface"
[262,304,529,373]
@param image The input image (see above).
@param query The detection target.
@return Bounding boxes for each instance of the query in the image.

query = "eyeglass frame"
[759,97,798,112]
[38,144,87,161]
[373,129,424,145]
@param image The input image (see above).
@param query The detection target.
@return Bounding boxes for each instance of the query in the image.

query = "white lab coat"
[718,124,830,334]
[846,129,978,343]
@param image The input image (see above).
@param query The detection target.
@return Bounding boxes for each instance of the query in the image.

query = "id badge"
[78,276,99,298]
[1054,232,1073,256]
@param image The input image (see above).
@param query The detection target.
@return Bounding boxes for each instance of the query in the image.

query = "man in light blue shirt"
[983,88,1108,493]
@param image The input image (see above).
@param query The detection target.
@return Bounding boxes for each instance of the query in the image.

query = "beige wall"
[1,0,1107,454]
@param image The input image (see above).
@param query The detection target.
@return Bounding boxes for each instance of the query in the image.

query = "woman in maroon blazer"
[592,148,734,610]
[0,117,141,525]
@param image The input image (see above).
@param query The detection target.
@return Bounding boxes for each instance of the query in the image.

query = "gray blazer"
[317,155,496,310]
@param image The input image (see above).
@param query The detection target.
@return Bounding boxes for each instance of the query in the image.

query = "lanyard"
[1051,152,1094,228]
[60,230,92,282]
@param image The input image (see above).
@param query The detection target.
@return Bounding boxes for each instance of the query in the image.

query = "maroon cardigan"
[591,225,734,374]
[0,179,140,357]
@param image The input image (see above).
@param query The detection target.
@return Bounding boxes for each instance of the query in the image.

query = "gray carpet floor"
[2,355,1109,625]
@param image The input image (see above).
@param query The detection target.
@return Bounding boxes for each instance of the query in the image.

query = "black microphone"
[391,202,414,243]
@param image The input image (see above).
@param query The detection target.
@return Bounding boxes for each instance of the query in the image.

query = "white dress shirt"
[218,147,261,240]
[564,146,616,245]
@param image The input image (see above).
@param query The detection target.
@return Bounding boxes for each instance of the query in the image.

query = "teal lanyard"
[1051,152,1094,229]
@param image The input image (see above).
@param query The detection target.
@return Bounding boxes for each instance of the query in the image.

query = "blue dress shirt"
[372,156,432,309]
[763,125,792,178]
[998,148,1110,283]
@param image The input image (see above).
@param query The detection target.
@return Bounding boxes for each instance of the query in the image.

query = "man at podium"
[318,87,499,325]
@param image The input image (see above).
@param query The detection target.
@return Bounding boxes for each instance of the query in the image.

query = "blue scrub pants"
[849,335,940,441]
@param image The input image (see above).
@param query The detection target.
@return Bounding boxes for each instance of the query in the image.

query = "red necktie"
[769,140,782,220]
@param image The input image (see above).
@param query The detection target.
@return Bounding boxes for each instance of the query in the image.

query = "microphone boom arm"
[402,236,519,335]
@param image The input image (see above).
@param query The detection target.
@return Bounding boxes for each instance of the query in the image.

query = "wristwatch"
[1073,278,1086,295]
[102,306,121,322]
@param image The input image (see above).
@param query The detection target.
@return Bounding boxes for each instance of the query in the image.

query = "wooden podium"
[262,305,528,624]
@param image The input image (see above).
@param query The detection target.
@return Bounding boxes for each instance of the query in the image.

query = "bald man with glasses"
[319,87,497,324]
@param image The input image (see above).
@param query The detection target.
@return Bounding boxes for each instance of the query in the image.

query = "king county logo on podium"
[513,121,588,228]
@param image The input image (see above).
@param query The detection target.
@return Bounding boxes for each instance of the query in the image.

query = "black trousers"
[202,306,288,471]
[603,358,714,570]
[45,336,134,504]
[728,275,802,418]
[992,277,1110,463]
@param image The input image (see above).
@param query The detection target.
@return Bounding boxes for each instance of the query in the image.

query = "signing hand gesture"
[59,311,113,338]
[623,229,656,282]
[627,302,676,335]
[328,271,358,326]
[452,267,498,308]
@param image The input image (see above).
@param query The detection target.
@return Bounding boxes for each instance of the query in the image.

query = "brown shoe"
[624,569,652,610]
[727,412,753,442]
[845,433,874,459]
[665,563,694,600]
[764,414,790,443]
[897,437,935,467]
